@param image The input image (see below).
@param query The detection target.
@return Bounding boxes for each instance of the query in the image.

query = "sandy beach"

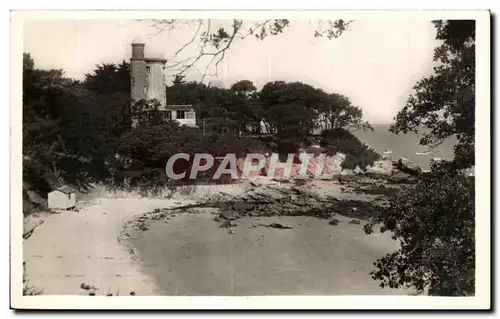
[126,213,407,295]
[22,184,249,295]
[23,181,410,296]
[23,197,170,295]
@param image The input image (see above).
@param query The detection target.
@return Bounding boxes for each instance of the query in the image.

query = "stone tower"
[130,38,167,108]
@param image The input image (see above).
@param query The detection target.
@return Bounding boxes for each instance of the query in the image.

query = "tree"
[259,81,365,139]
[83,61,130,94]
[317,93,373,133]
[259,81,317,136]
[366,20,476,296]
[390,20,475,169]
[228,80,260,137]
[23,53,71,173]
[23,53,127,190]
[364,168,475,296]
[266,104,316,143]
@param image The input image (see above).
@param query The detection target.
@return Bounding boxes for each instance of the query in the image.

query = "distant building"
[130,38,196,127]
[167,105,196,127]
[48,186,76,210]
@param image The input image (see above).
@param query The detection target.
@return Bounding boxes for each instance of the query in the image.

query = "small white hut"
[48,186,76,210]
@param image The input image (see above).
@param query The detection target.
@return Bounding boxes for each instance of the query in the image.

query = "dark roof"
[54,186,76,194]
[166,104,194,111]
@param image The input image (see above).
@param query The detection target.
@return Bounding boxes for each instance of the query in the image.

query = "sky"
[23,19,440,124]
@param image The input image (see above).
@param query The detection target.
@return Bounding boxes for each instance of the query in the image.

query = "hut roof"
[54,186,76,194]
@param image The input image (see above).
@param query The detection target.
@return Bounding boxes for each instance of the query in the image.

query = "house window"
[146,66,151,74]
[165,111,172,120]
[177,110,185,119]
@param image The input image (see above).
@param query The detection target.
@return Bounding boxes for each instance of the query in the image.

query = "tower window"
[131,77,135,85]
[146,66,151,74]
[176,111,185,119]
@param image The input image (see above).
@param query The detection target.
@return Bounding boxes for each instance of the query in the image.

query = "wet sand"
[126,212,410,295]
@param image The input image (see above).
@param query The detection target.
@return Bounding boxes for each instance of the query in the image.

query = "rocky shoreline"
[121,161,419,236]
[118,172,418,295]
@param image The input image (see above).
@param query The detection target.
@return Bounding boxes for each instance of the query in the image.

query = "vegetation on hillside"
[22,52,374,212]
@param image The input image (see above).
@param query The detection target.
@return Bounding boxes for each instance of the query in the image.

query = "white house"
[48,186,76,210]
[166,105,197,127]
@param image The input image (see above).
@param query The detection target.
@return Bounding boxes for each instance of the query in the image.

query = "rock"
[353,166,364,175]
[268,223,293,229]
[273,178,292,183]
[256,223,293,229]
[329,219,340,226]
[219,211,238,220]
[396,157,422,176]
[219,220,237,228]
[366,160,393,176]
[388,171,415,184]
[339,169,358,181]
[130,291,136,296]
[348,219,361,225]
[250,180,272,189]
[233,202,255,211]
[341,169,354,176]
[80,283,91,290]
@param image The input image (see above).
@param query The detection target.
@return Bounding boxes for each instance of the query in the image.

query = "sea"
[352,124,457,171]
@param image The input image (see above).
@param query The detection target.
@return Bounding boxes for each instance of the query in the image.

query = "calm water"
[353,124,457,170]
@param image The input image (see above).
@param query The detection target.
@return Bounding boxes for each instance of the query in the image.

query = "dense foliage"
[22,53,374,210]
[365,165,475,295]
[367,20,476,296]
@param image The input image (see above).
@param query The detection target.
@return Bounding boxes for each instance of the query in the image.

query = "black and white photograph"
[10,10,491,310]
